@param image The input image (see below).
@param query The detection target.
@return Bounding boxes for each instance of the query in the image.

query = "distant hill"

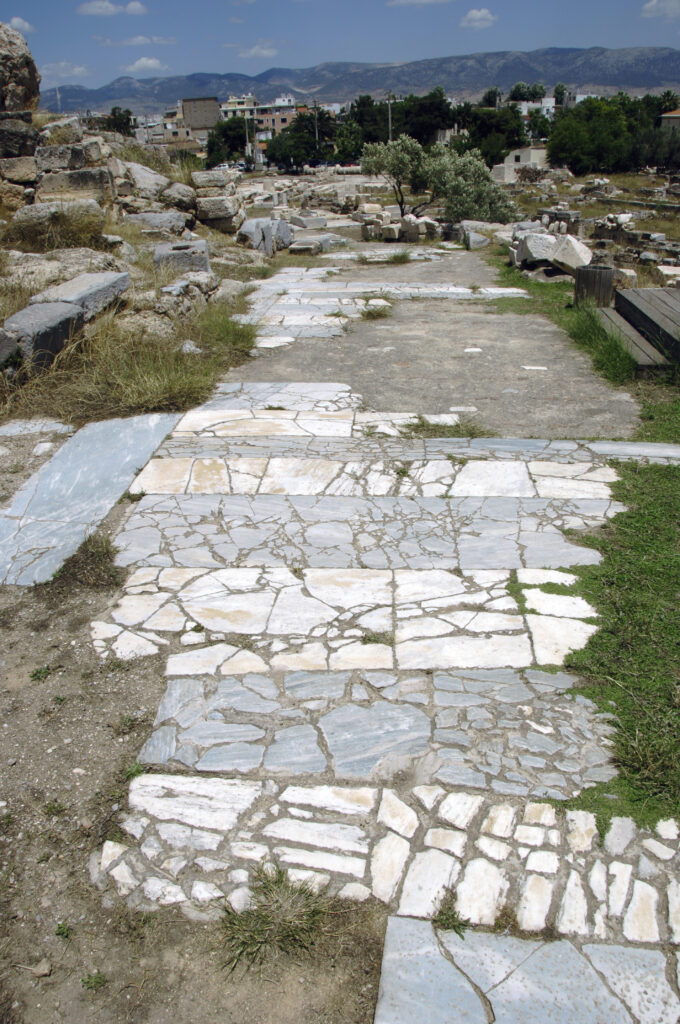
[40,46,680,115]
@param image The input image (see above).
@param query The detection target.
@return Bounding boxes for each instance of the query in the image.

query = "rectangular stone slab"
[3,301,84,365]
[29,271,130,319]
[0,412,179,585]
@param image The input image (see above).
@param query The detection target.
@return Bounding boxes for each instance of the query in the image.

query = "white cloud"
[641,0,680,16]
[239,40,278,57]
[229,15,245,22]
[95,33,175,44]
[41,61,90,86]
[122,55,168,72]
[9,16,35,33]
[77,0,147,14]
[386,0,453,6]
[459,6,497,27]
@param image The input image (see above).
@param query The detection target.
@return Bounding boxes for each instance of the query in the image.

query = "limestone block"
[0,118,39,158]
[273,219,293,251]
[82,138,102,164]
[0,326,19,363]
[35,144,87,173]
[30,271,130,320]
[551,235,592,276]
[40,117,83,144]
[289,240,321,255]
[516,232,558,266]
[9,198,105,246]
[290,214,327,229]
[160,181,197,212]
[0,155,37,183]
[36,167,115,202]
[126,210,187,236]
[191,168,237,189]
[211,278,248,304]
[400,215,419,243]
[381,224,401,241]
[4,301,84,365]
[0,23,41,112]
[196,195,244,233]
[123,160,170,200]
[0,180,25,210]
[654,265,680,286]
[465,230,490,251]
[362,223,378,241]
[154,239,210,274]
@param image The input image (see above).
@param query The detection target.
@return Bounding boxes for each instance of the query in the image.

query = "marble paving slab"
[0,413,179,585]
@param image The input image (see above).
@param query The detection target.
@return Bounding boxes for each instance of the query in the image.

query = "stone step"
[131,453,618,500]
[114,492,614,572]
[92,565,598,678]
[172,406,461,439]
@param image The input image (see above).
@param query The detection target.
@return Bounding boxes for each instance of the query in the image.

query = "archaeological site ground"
[2,22,680,1024]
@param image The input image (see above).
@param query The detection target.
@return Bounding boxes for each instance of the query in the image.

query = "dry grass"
[0,302,255,426]
[1,210,105,253]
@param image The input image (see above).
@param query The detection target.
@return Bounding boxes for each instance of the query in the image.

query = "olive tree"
[361,136,516,222]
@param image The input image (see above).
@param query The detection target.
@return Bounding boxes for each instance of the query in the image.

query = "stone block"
[40,117,83,144]
[8,198,105,246]
[516,232,558,267]
[211,278,248,304]
[237,217,291,256]
[0,180,25,211]
[289,240,321,256]
[381,224,401,241]
[654,265,680,286]
[551,235,592,276]
[30,271,130,320]
[196,195,244,233]
[290,214,327,229]
[361,223,377,241]
[191,169,234,189]
[123,160,170,200]
[4,301,84,365]
[126,210,187,236]
[160,181,197,212]
[465,229,490,250]
[400,215,419,243]
[0,326,19,363]
[82,138,102,164]
[0,118,39,158]
[154,239,210,274]
[0,156,37,183]
[36,167,115,202]
[35,144,87,173]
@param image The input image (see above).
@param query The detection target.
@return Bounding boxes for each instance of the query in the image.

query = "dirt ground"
[0,497,385,1024]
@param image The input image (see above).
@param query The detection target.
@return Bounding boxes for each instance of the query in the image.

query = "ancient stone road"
[4,244,680,1021]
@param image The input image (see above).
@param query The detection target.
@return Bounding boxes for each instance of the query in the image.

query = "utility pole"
[312,99,319,146]
[387,92,394,142]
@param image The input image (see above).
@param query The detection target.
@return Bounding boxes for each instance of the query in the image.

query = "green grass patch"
[433,893,469,938]
[565,462,680,830]
[0,302,255,426]
[39,532,124,593]
[221,863,331,972]
[361,303,392,320]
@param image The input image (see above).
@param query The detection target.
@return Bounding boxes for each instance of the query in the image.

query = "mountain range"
[40,46,680,115]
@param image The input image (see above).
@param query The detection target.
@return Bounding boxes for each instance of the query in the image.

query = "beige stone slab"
[259,458,343,494]
[397,633,532,670]
[533,476,612,500]
[187,459,231,493]
[132,458,193,494]
[527,614,598,664]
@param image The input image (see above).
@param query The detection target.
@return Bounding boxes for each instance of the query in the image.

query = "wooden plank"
[615,289,680,362]
[641,288,680,320]
[598,309,668,366]
[575,267,614,308]
[619,290,680,336]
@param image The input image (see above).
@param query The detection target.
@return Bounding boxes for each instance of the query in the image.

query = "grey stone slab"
[320,702,431,779]
[0,418,72,436]
[154,239,210,273]
[4,301,84,365]
[443,937,634,1024]
[181,722,264,746]
[264,725,326,774]
[583,945,680,1024]
[29,271,130,319]
[374,918,487,1024]
[0,413,178,585]
[195,743,264,772]
[284,671,349,701]
[139,726,177,764]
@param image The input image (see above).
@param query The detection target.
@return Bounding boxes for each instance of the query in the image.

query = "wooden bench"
[597,308,668,367]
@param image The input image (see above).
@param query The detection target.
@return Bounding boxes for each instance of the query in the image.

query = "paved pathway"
[6,243,676,1020]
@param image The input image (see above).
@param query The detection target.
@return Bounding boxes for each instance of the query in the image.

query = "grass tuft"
[44,532,124,592]
[402,414,495,439]
[0,303,255,426]
[221,863,330,972]
[433,893,469,938]
[361,304,392,320]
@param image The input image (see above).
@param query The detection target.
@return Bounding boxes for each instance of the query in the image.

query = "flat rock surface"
[226,246,638,438]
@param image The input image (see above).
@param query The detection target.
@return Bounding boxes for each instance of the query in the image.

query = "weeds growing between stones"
[221,864,331,972]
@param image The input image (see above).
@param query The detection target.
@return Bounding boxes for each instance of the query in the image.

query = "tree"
[104,106,133,136]
[528,83,547,101]
[401,87,454,145]
[334,120,364,164]
[527,109,551,141]
[554,82,567,106]
[361,135,425,215]
[508,82,531,102]
[361,135,516,222]
[452,103,527,166]
[206,117,250,168]
[266,109,335,169]
[481,87,502,108]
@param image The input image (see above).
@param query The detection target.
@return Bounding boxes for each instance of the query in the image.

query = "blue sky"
[4,0,680,90]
